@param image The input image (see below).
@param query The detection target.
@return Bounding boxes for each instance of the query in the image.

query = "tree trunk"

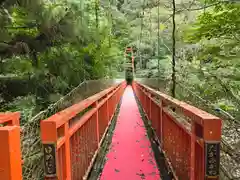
[171,0,176,98]
[108,0,112,48]
[32,50,38,67]
[157,0,160,89]
[95,0,100,48]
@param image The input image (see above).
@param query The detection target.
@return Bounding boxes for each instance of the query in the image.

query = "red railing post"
[94,102,100,145]
[64,122,72,180]
[106,94,110,123]
[0,126,22,180]
[0,112,22,180]
[203,119,221,180]
[149,93,152,120]
[160,100,165,145]
[41,120,59,179]
[190,121,196,180]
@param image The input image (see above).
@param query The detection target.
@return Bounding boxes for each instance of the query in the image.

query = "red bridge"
[0,81,222,180]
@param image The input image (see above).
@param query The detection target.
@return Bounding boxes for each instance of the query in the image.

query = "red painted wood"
[100,86,160,180]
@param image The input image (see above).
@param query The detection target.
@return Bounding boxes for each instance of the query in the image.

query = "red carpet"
[100,86,160,180]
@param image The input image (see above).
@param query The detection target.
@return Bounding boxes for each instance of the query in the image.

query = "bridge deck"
[100,86,160,180]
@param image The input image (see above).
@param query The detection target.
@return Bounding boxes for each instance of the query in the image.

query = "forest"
[0,0,239,179]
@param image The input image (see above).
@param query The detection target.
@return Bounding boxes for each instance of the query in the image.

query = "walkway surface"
[100,86,161,180]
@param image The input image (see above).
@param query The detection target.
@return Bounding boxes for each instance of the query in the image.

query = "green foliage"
[2,95,36,125]
[178,1,240,121]
[0,0,128,121]
[1,0,239,123]
[119,0,240,123]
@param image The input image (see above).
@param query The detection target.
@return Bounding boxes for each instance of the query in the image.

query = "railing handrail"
[137,82,221,124]
[0,112,20,126]
[42,83,121,128]
[24,79,121,126]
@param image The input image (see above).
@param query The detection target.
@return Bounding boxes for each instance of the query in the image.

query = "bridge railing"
[40,81,126,180]
[133,81,222,180]
[0,112,22,180]
[21,79,122,180]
